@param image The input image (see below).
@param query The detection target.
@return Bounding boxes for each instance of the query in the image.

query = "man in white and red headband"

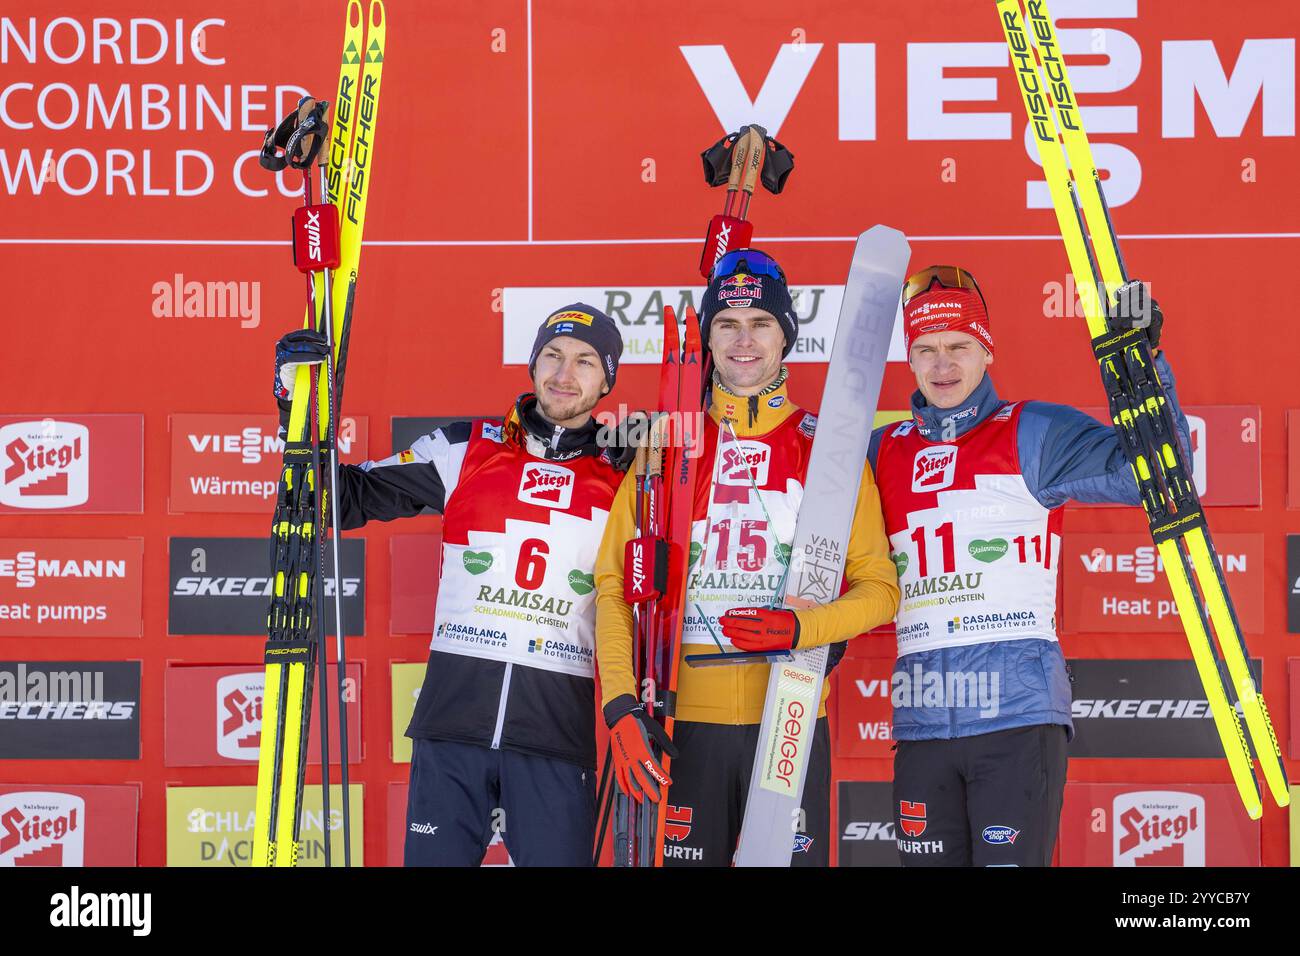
[868,265,1191,867]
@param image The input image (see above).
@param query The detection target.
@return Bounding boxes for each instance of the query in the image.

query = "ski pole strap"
[260,97,331,172]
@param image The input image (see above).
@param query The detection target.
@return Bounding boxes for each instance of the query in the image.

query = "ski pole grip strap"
[603,694,642,730]
[624,537,668,603]
[739,125,765,196]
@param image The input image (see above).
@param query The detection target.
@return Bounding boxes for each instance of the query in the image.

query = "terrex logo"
[664,805,693,842]
[518,463,575,509]
[911,445,958,492]
[718,441,770,486]
[0,792,85,866]
[216,673,262,760]
[0,421,90,509]
[1113,791,1205,866]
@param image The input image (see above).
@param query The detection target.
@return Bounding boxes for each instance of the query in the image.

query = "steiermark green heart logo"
[891,552,908,577]
[568,570,595,595]
[775,543,792,567]
[968,538,1008,563]
[689,542,702,567]
[463,550,493,574]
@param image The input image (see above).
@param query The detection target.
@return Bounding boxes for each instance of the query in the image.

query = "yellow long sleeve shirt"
[594,376,900,725]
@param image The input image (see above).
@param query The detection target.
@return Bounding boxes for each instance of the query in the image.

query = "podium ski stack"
[252,0,387,868]
[733,225,911,867]
[994,0,1286,819]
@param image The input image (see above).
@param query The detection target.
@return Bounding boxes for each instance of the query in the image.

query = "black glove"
[1107,280,1163,351]
[273,329,330,425]
[599,411,653,473]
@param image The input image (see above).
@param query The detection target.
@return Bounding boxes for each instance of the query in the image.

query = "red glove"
[607,703,678,804]
[719,606,801,652]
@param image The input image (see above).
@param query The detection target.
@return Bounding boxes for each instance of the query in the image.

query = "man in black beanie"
[272,303,628,866]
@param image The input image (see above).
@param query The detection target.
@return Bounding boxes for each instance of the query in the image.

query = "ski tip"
[662,306,680,353]
[683,307,701,351]
[370,0,385,28]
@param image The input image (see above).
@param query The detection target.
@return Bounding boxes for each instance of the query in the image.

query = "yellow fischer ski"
[253,0,387,868]
[995,0,1287,819]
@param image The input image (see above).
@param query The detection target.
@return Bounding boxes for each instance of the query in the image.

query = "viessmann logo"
[0,421,90,509]
[518,463,574,509]
[0,550,127,589]
[1079,545,1246,584]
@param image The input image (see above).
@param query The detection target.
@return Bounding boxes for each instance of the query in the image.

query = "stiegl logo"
[518,463,575,509]
[1114,791,1205,866]
[719,441,771,486]
[0,420,90,509]
[217,673,263,760]
[911,445,958,492]
[0,792,85,865]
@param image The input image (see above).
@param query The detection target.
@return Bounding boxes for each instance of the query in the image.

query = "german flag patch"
[398,449,415,464]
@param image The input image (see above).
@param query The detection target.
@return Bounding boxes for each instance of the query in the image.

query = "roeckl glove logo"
[518,463,574,509]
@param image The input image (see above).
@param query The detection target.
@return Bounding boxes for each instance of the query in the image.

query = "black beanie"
[528,303,624,389]
[698,249,797,357]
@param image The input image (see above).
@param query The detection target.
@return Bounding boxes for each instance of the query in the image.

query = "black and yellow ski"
[253,0,386,868]
[995,0,1287,819]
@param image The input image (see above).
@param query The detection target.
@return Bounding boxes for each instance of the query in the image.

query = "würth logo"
[665,804,693,842]
[898,800,927,837]
[518,464,574,509]
[911,445,958,493]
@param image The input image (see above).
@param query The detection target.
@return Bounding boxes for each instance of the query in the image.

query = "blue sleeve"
[1020,352,1191,509]
[867,423,888,470]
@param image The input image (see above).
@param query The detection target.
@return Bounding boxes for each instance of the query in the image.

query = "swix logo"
[0,550,127,589]
[1113,791,1205,866]
[408,822,438,836]
[719,441,770,487]
[216,673,263,761]
[712,221,732,264]
[664,804,693,842]
[911,445,958,493]
[1187,414,1207,496]
[898,800,927,837]
[0,421,90,509]
[0,792,85,866]
[518,463,574,509]
[842,820,895,841]
[304,208,322,262]
[1080,545,1246,584]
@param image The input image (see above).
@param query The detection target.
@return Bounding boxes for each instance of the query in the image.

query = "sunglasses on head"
[709,249,787,284]
[902,265,986,308]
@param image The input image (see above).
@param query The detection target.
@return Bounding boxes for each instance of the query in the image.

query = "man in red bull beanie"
[594,247,900,866]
